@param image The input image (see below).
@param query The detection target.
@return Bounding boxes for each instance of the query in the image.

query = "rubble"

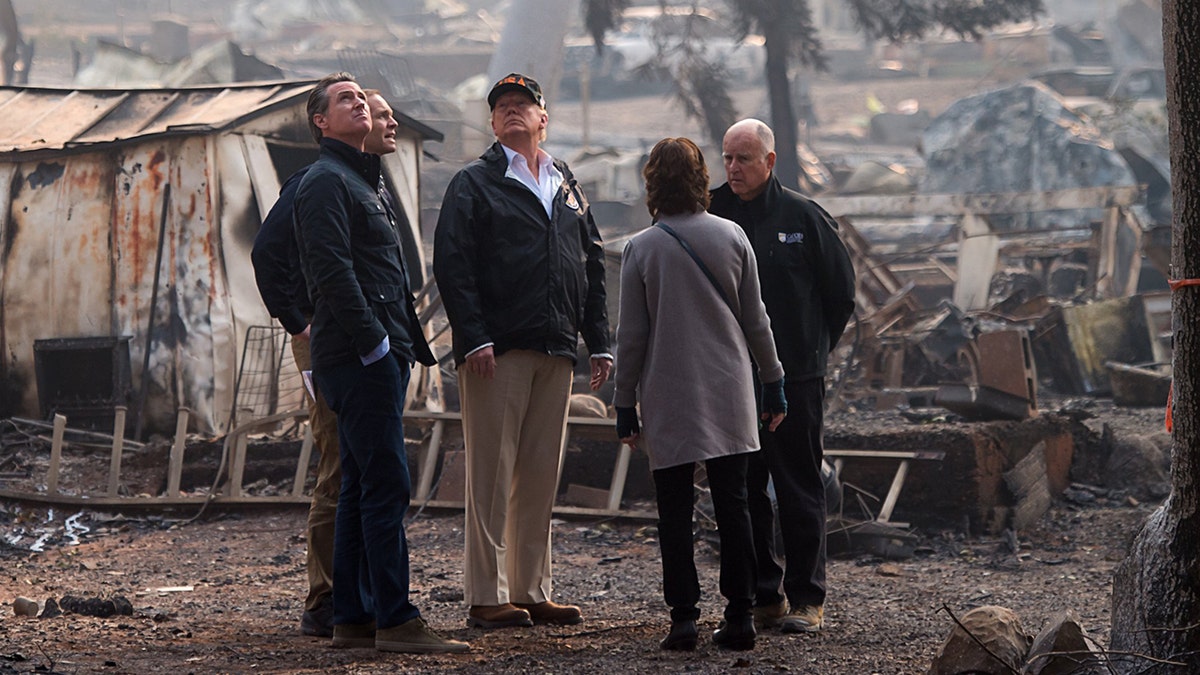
[1025,610,1104,675]
[928,605,1031,675]
[59,594,134,618]
[930,606,1106,675]
[11,597,37,617]
[1106,361,1171,406]
[1002,441,1053,531]
[38,597,61,619]
[920,82,1138,233]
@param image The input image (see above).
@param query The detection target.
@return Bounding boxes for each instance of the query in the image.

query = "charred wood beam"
[821,185,1142,218]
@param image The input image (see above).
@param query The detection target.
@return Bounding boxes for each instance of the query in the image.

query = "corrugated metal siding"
[0,83,314,155]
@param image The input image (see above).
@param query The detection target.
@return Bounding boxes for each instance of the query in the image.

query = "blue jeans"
[314,352,419,630]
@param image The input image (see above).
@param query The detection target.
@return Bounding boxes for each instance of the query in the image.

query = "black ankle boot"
[712,616,755,651]
[660,619,698,651]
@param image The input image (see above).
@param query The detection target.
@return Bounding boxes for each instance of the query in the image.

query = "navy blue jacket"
[433,142,610,366]
[295,138,435,369]
[251,168,310,336]
[710,175,855,381]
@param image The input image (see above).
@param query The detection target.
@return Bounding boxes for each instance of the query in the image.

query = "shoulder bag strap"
[654,221,738,321]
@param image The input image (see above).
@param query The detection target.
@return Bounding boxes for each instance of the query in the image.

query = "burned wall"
[0,134,274,435]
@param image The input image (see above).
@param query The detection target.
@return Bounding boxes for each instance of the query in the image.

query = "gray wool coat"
[613,210,785,470]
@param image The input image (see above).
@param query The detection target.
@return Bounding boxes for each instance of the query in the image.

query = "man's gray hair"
[727,118,775,156]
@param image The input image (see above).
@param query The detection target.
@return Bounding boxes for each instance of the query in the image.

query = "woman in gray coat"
[614,137,787,652]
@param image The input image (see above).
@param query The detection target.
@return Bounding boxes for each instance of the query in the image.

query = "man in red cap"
[434,72,612,630]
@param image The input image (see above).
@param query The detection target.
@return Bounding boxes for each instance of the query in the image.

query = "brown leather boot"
[513,601,583,625]
[467,603,533,629]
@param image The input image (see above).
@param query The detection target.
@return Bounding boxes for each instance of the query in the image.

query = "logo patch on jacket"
[564,187,581,211]
[779,232,804,244]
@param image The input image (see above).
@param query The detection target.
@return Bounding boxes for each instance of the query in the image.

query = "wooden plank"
[607,444,632,511]
[414,419,445,502]
[218,408,312,497]
[0,491,659,520]
[403,409,614,427]
[877,459,910,523]
[9,416,145,450]
[47,414,66,494]
[954,212,1000,310]
[166,408,189,498]
[0,489,310,508]
[828,448,945,524]
[825,449,945,461]
[229,434,248,498]
[291,426,314,498]
[414,498,657,521]
[820,185,1142,218]
[107,407,127,496]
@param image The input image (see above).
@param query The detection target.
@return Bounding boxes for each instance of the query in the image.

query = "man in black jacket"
[294,72,467,654]
[710,118,856,635]
[433,73,612,630]
[250,89,410,639]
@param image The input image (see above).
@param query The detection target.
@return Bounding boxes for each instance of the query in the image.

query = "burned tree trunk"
[761,18,800,192]
[1109,0,1200,672]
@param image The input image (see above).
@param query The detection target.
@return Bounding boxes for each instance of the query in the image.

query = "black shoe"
[300,596,334,638]
[660,619,698,651]
[712,617,755,651]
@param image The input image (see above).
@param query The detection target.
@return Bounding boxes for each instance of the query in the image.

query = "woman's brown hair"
[643,137,710,218]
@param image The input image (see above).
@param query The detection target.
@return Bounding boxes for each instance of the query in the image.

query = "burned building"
[0,81,441,435]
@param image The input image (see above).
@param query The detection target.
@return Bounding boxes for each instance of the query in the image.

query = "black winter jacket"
[251,168,310,335]
[295,138,434,369]
[433,142,610,366]
[709,175,855,381]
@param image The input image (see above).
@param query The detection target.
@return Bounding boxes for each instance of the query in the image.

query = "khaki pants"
[291,337,341,612]
[460,350,572,606]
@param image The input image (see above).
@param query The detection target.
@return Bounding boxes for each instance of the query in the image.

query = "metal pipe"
[135,183,172,441]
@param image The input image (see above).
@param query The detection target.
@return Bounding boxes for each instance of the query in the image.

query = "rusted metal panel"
[215,133,281,428]
[106,136,226,432]
[170,137,224,433]
[2,155,117,417]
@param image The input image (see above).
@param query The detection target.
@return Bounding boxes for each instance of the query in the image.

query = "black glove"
[616,406,640,439]
[762,378,787,416]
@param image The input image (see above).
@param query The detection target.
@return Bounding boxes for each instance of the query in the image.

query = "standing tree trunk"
[1109,0,1200,672]
[761,18,801,191]
[0,0,22,85]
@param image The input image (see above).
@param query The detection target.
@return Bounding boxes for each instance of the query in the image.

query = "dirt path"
[1,495,1147,674]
